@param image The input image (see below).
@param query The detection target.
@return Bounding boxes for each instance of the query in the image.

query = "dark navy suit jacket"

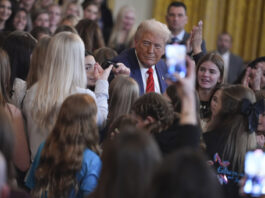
[112,48,168,95]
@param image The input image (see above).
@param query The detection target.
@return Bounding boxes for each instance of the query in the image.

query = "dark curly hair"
[131,92,174,134]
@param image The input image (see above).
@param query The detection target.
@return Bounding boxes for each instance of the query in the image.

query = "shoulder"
[73,87,96,100]
[82,149,101,167]
[112,48,136,66]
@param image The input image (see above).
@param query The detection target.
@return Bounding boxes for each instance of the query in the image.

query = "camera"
[101,60,119,69]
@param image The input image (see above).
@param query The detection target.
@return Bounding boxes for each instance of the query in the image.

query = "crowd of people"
[0,0,265,198]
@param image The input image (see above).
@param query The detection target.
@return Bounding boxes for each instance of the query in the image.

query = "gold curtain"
[153,0,265,62]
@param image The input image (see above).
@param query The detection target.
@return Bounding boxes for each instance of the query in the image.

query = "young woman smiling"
[196,52,224,122]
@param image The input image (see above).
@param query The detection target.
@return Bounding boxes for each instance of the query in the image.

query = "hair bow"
[241,99,265,132]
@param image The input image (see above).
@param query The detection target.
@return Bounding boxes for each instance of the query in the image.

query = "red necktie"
[146,67,154,93]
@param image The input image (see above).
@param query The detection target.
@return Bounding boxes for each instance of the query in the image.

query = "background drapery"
[153,0,265,62]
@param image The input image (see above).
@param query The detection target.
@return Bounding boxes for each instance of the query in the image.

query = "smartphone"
[165,44,186,82]
[243,150,265,197]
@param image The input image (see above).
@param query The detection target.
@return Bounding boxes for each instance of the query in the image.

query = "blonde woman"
[108,5,136,53]
[23,32,111,160]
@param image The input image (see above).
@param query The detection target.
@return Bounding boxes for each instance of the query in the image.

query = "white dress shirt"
[135,51,161,93]
[220,51,230,83]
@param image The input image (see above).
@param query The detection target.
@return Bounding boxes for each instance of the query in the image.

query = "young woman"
[9,8,29,31]
[108,5,136,53]
[23,32,110,160]
[82,1,98,21]
[0,0,12,31]
[63,1,83,19]
[196,52,224,119]
[0,48,30,186]
[203,85,258,198]
[26,94,102,198]
[48,3,61,34]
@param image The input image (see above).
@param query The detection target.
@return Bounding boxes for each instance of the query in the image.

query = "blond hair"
[33,32,86,129]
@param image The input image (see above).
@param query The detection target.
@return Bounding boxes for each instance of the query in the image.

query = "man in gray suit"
[216,32,244,84]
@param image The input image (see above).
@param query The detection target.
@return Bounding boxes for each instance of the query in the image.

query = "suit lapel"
[128,49,145,95]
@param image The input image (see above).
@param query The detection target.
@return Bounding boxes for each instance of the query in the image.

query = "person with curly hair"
[26,94,102,198]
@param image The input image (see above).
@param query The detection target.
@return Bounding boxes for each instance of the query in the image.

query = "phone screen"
[244,150,265,197]
[165,44,186,82]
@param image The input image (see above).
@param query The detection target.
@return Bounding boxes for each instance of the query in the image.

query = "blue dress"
[25,142,102,198]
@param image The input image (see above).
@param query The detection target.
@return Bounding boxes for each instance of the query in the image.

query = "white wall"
[112,0,154,26]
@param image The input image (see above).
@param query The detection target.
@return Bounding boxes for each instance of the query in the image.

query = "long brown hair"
[32,94,101,198]
[209,85,257,172]
[75,19,105,52]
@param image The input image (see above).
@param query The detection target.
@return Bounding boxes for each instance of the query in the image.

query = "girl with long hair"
[108,5,136,53]
[0,0,12,31]
[26,94,102,198]
[196,52,224,120]
[23,32,110,160]
[203,85,259,198]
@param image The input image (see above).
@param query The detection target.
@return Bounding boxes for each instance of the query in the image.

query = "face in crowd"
[135,31,165,68]
[197,61,221,91]
[166,5,187,34]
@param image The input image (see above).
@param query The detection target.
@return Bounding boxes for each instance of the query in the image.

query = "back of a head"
[131,92,174,133]
[94,47,118,66]
[54,25,78,35]
[93,129,161,198]
[108,75,139,125]
[2,31,37,86]
[75,19,105,52]
[41,31,86,91]
[150,148,223,198]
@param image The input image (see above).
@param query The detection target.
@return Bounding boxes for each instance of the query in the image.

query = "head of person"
[131,92,174,134]
[34,32,87,127]
[116,5,136,31]
[134,19,170,68]
[0,107,15,184]
[32,9,50,28]
[27,36,51,88]
[196,52,224,91]
[35,0,54,10]
[63,2,83,19]
[0,48,11,105]
[92,128,161,198]
[54,24,77,34]
[166,1,187,35]
[48,3,61,27]
[75,18,105,52]
[0,0,12,25]
[93,47,118,66]
[2,31,37,88]
[82,1,98,21]
[108,75,139,126]
[11,8,28,31]
[19,0,35,12]
[60,14,79,27]
[209,85,257,172]
[33,93,100,198]
[30,26,51,40]
[217,32,232,55]
[150,148,223,198]
[248,56,265,90]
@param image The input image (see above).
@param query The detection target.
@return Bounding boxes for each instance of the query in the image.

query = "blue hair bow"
[241,99,265,132]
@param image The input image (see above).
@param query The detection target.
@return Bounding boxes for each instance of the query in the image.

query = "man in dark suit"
[216,32,244,84]
[113,19,170,95]
[166,1,207,54]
